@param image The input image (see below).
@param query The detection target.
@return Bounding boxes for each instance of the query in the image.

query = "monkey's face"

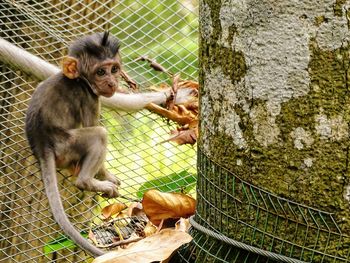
[90,58,121,97]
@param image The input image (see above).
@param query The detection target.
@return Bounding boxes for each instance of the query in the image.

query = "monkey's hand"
[100,170,121,187]
[172,87,198,105]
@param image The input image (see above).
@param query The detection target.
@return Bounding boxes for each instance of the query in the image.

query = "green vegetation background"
[45,0,198,254]
[107,0,198,199]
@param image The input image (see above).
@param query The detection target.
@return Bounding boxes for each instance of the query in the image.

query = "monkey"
[23,32,197,257]
[25,32,123,257]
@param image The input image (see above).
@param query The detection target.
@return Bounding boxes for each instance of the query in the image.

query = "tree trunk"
[193,0,350,262]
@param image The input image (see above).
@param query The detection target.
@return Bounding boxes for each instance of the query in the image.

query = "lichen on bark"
[196,0,350,261]
[276,37,350,226]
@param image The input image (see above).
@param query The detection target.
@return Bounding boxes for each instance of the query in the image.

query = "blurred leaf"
[142,189,196,225]
[126,202,145,217]
[43,232,87,254]
[137,170,196,198]
[175,218,191,232]
[143,221,157,237]
[93,229,192,263]
[101,203,128,219]
[168,127,198,145]
[145,80,199,145]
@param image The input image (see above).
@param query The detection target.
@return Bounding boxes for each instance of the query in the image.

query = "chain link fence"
[174,150,350,263]
[2,1,349,263]
[0,1,198,262]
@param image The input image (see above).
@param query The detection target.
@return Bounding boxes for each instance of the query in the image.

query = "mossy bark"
[196,0,350,262]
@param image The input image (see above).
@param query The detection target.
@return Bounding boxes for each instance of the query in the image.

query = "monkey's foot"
[102,172,121,186]
[76,178,120,198]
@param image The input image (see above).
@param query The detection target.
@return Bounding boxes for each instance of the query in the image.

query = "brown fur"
[25,32,122,257]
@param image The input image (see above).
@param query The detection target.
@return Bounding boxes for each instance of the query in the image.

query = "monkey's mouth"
[100,88,116,97]
[102,92,114,98]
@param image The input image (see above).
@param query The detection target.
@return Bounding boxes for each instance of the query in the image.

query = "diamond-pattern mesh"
[175,151,350,263]
[0,1,198,262]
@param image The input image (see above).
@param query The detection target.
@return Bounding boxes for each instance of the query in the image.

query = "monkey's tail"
[40,149,105,257]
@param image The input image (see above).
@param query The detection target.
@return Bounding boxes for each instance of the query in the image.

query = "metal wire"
[189,216,307,263]
[0,1,198,262]
[175,150,350,263]
[4,1,348,263]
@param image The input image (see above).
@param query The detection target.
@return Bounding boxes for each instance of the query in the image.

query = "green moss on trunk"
[196,0,350,262]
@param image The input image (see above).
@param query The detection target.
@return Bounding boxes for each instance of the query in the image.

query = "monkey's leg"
[61,127,120,198]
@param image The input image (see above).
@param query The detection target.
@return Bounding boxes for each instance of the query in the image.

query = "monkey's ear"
[62,56,79,79]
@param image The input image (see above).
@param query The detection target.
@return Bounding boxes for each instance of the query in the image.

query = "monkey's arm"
[101,88,194,111]
[0,38,195,112]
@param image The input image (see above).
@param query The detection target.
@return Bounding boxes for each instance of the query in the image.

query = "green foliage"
[43,232,87,254]
[102,110,197,199]
[111,0,198,86]
[104,0,198,199]
[137,170,196,198]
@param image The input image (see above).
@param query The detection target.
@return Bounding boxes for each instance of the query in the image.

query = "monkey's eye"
[96,68,106,76]
[111,65,119,73]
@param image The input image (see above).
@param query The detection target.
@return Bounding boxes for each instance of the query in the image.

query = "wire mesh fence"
[0,1,198,262]
[175,150,350,263]
[3,1,349,263]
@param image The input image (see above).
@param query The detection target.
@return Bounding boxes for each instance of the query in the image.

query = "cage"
[0,1,198,262]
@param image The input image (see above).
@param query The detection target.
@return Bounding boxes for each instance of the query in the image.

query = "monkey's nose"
[108,82,115,88]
